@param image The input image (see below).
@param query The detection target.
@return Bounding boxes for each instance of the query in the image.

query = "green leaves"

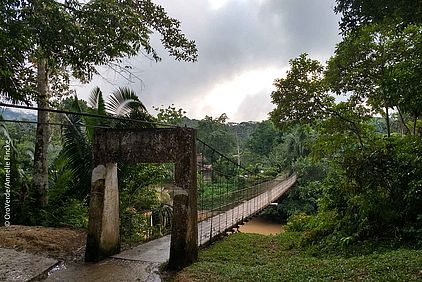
[247,120,280,157]
[270,54,333,130]
[88,87,106,115]
[1,0,198,101]
[325,22,422,135]
[335,0,422,34]
[154,104,187,125]
[137,0,198,62]
[197,114,236,157]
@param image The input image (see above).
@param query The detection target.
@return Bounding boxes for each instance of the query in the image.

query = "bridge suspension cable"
[1,102,294,245]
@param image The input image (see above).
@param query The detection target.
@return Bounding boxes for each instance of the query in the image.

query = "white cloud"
[208,0,231,10]
[196,67,287,121]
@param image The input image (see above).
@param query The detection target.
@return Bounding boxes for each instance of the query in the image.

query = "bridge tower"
[85,128,198,270]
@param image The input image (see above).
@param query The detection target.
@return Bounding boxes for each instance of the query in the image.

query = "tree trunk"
[396,106,410,135]
[34,59,49,208]
[385,105,391,137]
[413,113,418,136]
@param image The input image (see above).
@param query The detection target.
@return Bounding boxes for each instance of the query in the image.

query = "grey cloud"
[234,91,274,122]
[75,0,341,121]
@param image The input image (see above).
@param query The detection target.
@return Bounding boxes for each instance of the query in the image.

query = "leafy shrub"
[58,199,88,228]
[152,204,173,235]
[312,136,422,244]
[286,213,312,232]
[121,208,158,244]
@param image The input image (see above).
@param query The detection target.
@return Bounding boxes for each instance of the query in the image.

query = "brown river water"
[238,216,284,235]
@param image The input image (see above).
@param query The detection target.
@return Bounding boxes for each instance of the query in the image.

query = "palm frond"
[88,87,106,115]
[0,114,17,151]
[60,112,92,198]
[106,87,155,128]
[106,87,146,116]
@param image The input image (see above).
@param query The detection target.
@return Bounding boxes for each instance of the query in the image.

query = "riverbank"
[173,232,422,281]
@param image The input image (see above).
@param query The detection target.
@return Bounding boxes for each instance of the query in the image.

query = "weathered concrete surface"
[112,235,170,263]
[0,248,58,281]
[86,128,198,269]
[100,164,120,255]
[45,259,161,282]
[170,128,198,270]
[47,236,170,281]
[85,163,120,262]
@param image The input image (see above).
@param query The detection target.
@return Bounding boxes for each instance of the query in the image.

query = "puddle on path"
[44,259,161,282]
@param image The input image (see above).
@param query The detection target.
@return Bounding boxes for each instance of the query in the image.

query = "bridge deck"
[113,174,296,263]
[198,174,297,246]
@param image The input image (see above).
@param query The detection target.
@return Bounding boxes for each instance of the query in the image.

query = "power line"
[196,138,254,174]
[1,102,258,175]
[1,119,112,129]
[0,102,178,128]
[2,117,256,175]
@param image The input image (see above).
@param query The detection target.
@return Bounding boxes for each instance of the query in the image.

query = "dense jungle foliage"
[0,0,420,256]
[265,0,422,250]
[0,92,295,245]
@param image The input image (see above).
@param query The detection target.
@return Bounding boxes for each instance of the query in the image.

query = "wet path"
[0,248,58,281]
[45,237,170,282]
[45,259,161,282]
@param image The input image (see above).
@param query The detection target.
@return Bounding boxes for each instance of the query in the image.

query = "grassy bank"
[173,232,422,281]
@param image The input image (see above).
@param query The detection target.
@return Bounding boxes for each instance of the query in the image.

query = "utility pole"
[230,122,241,166]
[235,130,241,166]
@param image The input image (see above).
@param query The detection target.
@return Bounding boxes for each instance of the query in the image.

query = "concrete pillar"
[85,128,198,267]
[168,129,198,270]
[85,163,120,262]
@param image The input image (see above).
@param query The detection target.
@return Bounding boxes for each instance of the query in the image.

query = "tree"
[154,104,187,125]
[197,114,236,158]
[0,0,35,103]
[270,54,334,130]
[247,120,280,157]
[1,0,197,207]
[270,54,372,148]
[386,24,422,134]
[325,22,422,136]
[334,0,422,34]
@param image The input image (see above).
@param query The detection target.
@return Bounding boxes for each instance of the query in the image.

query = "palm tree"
[284,125,308,161]
[270,125,310,173]
[57,87,154,199]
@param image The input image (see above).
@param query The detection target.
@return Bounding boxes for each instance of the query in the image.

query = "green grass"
[175,232,422,282]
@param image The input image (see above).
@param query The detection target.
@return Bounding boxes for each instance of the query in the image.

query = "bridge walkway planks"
[113,174,297,263]
[198,174,297,246]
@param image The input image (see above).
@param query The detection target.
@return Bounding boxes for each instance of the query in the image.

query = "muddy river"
[238,216,283,235]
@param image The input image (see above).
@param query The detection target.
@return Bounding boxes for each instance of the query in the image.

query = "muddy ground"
[0,225,87,262]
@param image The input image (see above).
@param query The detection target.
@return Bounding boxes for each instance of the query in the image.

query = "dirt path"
[0,225,87,262]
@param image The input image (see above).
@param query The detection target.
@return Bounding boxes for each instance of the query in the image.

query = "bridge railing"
[1,102,291,250]
[196,138,286,223]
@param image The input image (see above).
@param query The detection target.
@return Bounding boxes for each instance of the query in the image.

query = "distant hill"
[0,108,37,121]
[179,117,259,147]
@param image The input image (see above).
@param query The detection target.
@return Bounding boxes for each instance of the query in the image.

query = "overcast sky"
[73,0,341,122]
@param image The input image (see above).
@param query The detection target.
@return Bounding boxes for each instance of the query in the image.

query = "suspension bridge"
[0,103,298,271]
[112,173,296,264]
[197,174,296,246]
